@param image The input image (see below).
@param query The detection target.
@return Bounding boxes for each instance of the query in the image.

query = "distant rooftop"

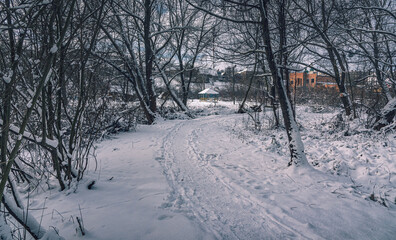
[198,88,219,95]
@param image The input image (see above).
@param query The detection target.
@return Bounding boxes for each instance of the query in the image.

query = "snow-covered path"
[155,114,396,240]
[157,115,309,239]
[32,112,396,239]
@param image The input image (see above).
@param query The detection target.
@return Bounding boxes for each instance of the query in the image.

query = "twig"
[38,197,47,236]
[77,204,85,236]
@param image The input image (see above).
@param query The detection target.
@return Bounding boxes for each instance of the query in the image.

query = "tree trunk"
[238,62,257,113]
[260,0,309,167]
[144,0,157,113]
[154,60,190,114]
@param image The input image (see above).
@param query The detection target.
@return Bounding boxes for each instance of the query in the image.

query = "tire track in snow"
[156,115,323,240]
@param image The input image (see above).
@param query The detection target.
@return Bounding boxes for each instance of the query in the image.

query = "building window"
[311,79,315,83]
[291,81,294,85]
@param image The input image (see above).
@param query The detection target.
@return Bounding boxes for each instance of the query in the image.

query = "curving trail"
[31,110,396,240]
[155,114,396,240]
[157,117,301,239]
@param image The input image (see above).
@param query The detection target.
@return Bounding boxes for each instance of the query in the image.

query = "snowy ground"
[29,100,396,239]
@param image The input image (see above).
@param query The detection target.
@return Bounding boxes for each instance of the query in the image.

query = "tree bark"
[260,0,309,167]
[144,0,157,113]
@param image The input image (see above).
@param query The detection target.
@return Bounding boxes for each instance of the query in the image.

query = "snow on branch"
[0,120,58,149]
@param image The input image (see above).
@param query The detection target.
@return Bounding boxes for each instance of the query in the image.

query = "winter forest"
[1,0,396,239]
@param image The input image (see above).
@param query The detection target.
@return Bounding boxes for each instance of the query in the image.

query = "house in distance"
[289,70,338,90]
[198,88,219,102]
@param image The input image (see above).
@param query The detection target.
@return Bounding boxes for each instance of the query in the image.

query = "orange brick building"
[289,71,338,90]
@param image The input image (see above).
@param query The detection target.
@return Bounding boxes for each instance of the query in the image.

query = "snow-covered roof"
[236,69,247,74]
[198,88,219,95]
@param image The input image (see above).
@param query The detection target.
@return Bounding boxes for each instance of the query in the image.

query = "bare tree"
[340,0,396,129]
[98,0,157,123]
[0,0,77,238]
[292,0,354,117]
[187,0,310,167]
[167,0,219,106]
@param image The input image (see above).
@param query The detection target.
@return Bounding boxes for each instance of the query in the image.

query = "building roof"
[198,88,219,95]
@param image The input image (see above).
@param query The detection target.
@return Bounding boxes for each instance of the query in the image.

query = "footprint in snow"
[158,214,173,220]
